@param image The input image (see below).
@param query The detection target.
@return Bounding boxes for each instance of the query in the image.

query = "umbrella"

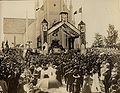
[36,78,61,90]
[47,87,68,93]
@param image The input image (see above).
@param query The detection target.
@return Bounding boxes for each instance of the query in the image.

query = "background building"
[0,0,120,48]
[1,0,85,50]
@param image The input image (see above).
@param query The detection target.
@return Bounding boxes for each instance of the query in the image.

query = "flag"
[74,11,77,15]
[40,5,44,10]
[79,7,82,13]
[36,8,40,11]
[36,0,39,11]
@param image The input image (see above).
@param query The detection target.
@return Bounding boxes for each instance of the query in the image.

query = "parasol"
[36,77,61,90]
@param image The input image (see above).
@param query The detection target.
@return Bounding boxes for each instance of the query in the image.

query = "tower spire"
[63,0,67,11]
[65,0,67,6]
[69,0,73,22]
[61,0,64,11]
[69,0,72,9]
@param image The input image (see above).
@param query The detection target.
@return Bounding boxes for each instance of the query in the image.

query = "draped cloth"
[91,73,101,93]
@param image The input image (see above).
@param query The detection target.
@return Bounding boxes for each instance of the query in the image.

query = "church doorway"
[68,37,75,50]
[48,39,65,53]
[37,35,41,49]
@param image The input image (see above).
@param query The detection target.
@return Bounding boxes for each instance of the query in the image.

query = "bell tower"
[69,0,73,22]
[45,0,64,27]
[60,11,68,22]
[41,19,48,45]
[78,21,86,53]
[78,21,86,45]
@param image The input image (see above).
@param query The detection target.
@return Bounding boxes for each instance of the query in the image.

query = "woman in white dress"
[40,64,56,79]
[91,72,101,93]
[48,65,56,79]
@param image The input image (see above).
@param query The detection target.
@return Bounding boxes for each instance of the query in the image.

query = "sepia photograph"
[0,0,120,93]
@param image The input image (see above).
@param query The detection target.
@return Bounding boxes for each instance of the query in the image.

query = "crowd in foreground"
[0,46,120,93]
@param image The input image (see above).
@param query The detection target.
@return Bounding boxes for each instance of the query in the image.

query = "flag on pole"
[74,7,82,15]
[74,11,77,15]
[79,7,82,13]
[36,0,40,11]
[14,36,16,47]
[25,10,28,43]
[25,10,28,32]
[36,8,40,11]
[40,5,44,10]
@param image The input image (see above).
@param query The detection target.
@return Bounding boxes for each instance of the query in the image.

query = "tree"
[104,24,118,48]
[116,42,120,50]
[92,33,104,48]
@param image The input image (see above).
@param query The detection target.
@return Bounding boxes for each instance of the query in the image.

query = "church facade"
[3,0,86,51]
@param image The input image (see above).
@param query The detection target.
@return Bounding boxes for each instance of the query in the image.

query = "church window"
[37,36,41,49]
[52,31,58,37]
[66,35,68,47]
[56,33,58,36]
[54,4,56,7]
[44,32,47,43]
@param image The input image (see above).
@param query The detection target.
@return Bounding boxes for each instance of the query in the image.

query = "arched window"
[52,31,58,37]
[37,35,41,49]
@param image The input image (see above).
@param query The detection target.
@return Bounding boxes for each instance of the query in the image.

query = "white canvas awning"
[47,21,80,36]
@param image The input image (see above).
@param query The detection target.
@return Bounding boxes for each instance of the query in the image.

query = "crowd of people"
[0,45,120,93]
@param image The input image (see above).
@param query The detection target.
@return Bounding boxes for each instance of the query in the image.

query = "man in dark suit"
[73,73,81,93]
[56,66,62,85]
[103,67,111,93]
[66,70,74,93]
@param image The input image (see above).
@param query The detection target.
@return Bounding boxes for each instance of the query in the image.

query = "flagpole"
[25,9,28,45]
[73,14,75,24]
[81,7,82,20]
[14,35,16,47]
[80,0,83,20]
[81,11,82,20]
[73,11,77,25]
[65,0,67,8]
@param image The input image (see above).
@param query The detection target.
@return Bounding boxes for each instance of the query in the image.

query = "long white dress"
[41,66,56,79]
[41,69,51,79]
[91,73,101,93]
[48,66,56,79]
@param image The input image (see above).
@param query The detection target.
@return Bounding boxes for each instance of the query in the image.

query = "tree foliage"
[91,24,119,48]
[92,33,104,48]
[104,24,118,48]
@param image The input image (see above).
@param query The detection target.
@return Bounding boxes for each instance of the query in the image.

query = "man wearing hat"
[103,62,111,93]
[0,75,8,93]
[73,73,81,93]
[65,69,74,93]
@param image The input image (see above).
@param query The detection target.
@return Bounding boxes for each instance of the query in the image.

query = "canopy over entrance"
[47,21,80,50]
[48,22,80,36]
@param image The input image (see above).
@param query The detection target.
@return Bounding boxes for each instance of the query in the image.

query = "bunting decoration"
[74,7,82,15]
[79,7,82,13]
[74,11,77,15]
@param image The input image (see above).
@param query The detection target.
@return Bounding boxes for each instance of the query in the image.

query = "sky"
[0,0,120,47]
[73,0,120,46]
